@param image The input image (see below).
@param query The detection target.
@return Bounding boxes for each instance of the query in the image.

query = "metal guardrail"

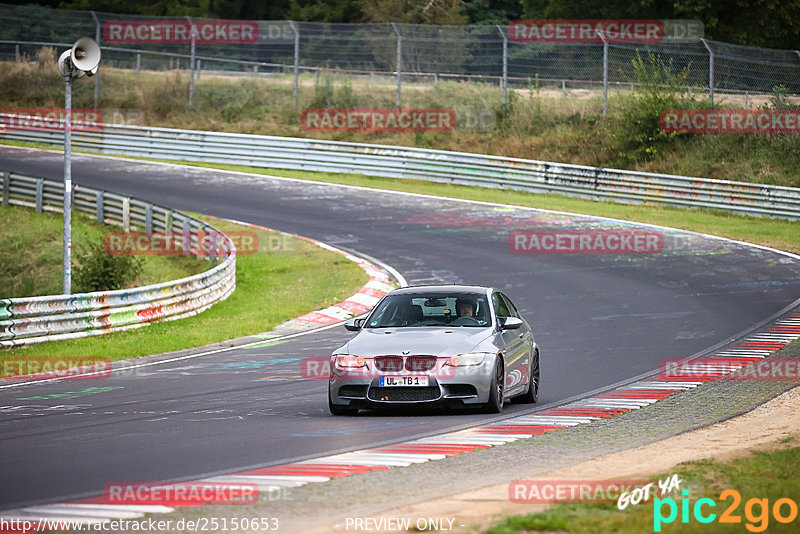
[2,116,799,220]
[0,170,236,348]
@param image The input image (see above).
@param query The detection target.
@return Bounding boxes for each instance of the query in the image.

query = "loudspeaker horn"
[70,37,101,73]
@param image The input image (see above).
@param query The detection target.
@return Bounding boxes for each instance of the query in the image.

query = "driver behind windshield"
[456,298,476,318]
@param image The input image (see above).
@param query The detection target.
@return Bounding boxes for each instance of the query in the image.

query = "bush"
[611,53,698,165]
[73,239,143,293]
[309,77,358,108]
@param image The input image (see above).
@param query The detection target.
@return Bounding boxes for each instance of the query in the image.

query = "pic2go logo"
[654,489,798,532]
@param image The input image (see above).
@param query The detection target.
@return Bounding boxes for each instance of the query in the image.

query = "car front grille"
[405,355,437,372]
[369,386,441,402]
[374,356,404,372]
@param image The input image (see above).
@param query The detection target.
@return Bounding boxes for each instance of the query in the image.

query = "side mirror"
[501,317,523,330]
[344,318,365,331]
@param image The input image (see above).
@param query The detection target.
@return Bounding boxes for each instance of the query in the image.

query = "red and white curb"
[3,310,797,526]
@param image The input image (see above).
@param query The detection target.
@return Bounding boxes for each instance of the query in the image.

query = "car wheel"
[514,350,539,404]
[329,390,358,416]
[483,356,504,413]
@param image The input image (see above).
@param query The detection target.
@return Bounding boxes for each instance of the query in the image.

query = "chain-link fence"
[1,2,799,111]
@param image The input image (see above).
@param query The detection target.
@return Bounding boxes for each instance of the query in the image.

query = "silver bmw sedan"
[328,285,539,415]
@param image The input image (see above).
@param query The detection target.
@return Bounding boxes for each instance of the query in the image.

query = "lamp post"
[57,37,101,294]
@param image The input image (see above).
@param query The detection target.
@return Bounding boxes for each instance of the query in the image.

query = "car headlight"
[444,353,487,366]
[334,355,367,369]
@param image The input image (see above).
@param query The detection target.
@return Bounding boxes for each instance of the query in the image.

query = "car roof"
[389,285,493,296]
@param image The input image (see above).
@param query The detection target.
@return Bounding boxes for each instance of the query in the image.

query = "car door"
[492,292,525,395]
[500,293,533,392]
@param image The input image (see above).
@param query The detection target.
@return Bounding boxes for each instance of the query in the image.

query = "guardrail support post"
[2,172,9,207]
[206,226,216,262]
[96,190,104,222]
[122,197,130,232]
[391,23,402,107]
[90,11,100,107]
[182,217,191,256]
[496,25,508,113]
[289,21,300,105]
[701,38,714,108]
[36,180,43,213]
[145,204,153,233]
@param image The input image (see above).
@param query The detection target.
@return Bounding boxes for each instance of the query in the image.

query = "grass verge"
[0,204,207,298]
[3,214,369,360]
[485,440,800,533]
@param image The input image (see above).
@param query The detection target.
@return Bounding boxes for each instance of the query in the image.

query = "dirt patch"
[311,384,800,533]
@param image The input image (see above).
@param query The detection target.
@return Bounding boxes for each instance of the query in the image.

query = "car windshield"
[366,293,492,328]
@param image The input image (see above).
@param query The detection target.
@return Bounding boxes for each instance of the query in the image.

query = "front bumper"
[328,356,494,409]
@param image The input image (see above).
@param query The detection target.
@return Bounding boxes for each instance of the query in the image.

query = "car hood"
[339,327,495,357]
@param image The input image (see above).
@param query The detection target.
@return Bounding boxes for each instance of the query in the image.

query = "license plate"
[380,375,429,387]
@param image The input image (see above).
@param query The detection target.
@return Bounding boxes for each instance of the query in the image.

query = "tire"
[514,351,539,404]
[329,390,358,416]
[483,356,504,414]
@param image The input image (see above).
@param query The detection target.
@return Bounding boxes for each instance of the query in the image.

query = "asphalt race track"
[2,147,799,510]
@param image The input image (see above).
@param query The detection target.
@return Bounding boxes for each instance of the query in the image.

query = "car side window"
[499,293,520,318]
[492,292,511,319]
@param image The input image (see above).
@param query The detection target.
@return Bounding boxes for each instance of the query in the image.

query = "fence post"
[701,38,714,108]
[90,11,100,107]
[15,43,19,62]
[187,16,196,108]
[391,23,402,107]
[197,59,201,79]
[35,179,43,213]
[96,190,103,222]
[2,171,9,207]
[601,32,609,116]
[496,25,508,112]
[562,80,566,97]
[289,21,300,105]
[136,53,140,73]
